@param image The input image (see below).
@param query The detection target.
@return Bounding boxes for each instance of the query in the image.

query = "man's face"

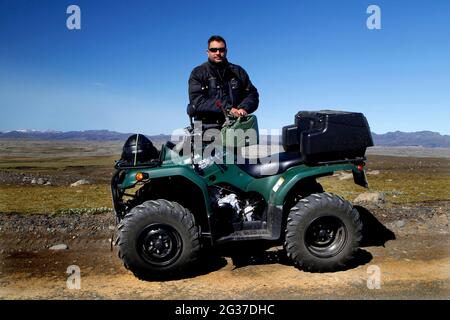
[207,40,227,63]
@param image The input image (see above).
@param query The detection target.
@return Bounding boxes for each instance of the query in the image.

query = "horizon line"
[0,128,449,136]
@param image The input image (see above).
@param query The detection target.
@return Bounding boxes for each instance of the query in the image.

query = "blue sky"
[1,0,449,135]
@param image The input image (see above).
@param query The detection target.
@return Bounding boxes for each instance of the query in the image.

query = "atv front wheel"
[116,199,200,279]
[284,192,362,272]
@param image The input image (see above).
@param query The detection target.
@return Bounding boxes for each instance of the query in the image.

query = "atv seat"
[236,151,304,178]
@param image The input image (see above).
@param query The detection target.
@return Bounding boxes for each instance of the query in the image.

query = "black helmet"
[121,134,159,166]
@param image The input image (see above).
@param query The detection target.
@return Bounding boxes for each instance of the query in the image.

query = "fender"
[119,165,212,213]
[270,163,358,206]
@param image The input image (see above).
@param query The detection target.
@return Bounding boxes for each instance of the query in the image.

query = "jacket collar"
[207,58,229,70]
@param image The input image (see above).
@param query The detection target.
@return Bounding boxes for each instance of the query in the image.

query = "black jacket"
[187,59,259,124]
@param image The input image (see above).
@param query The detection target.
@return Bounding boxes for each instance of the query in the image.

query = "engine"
[210,186,264,223]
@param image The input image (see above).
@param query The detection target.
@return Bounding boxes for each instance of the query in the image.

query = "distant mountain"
[371,131,450,148]
[0,129,171,142]
[0,129,131,141]
[1,129,449,148]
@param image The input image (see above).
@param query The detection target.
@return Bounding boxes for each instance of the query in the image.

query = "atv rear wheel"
[284,192,362,272]
[116,199,200,279]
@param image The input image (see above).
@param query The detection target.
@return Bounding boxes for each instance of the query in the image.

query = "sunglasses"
[209,47,226,53]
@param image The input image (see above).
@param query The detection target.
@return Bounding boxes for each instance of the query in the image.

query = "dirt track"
[1,202,449,300]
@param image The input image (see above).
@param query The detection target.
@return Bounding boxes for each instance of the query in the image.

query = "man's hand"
[230,107,248,117]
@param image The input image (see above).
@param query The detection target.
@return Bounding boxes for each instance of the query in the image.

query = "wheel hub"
[305,216,348,258]
[138,224,182,266]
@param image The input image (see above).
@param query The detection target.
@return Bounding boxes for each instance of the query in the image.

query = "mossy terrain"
[0,141,449,214]
[0,155,117,170]
[0,185,112,214]
[319,154,450,204]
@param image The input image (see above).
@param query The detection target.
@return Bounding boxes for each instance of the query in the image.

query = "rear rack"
[313,156,366,166]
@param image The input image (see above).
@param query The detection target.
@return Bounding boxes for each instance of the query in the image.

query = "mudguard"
[119,165,212,214]
[269,162,361,206]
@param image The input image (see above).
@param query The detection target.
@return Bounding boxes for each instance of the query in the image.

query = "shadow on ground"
[135,252,229,281]
[138,206,396,280]
[354,205,396,247]
[229,247,374,273]
[223,206,396,272]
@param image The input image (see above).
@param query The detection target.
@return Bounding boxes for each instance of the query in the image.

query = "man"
[187,35,259,125]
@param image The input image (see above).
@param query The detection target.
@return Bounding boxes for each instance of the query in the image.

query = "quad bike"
[111,110,373,279]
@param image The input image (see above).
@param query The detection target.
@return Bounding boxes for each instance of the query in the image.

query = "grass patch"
[318,154,450,204]
[319,171,450,204]
[0,185,113,214]
[1,147,449,214]
[0,155,117,171]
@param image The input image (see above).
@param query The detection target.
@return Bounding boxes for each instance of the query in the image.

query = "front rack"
[114,159,161,170]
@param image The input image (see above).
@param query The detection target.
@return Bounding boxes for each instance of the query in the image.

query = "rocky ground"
[0,201,449,299]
